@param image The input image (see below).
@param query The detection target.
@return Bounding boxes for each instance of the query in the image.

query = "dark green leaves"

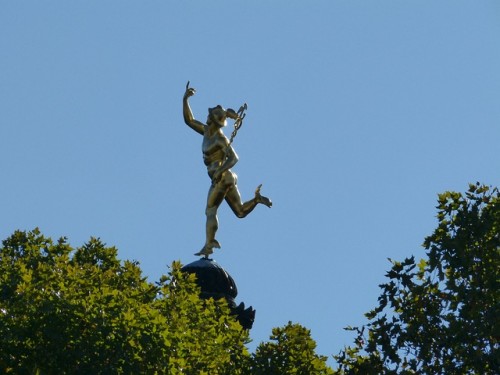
[335,184,500,374]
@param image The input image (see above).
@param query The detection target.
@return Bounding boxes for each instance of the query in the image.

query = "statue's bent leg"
[225,185,256,219]
[225,175,272,219]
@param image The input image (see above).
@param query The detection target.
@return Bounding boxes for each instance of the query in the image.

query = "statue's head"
[207,105,227,127]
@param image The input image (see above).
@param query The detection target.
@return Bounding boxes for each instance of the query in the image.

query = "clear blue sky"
[1,1,499,362]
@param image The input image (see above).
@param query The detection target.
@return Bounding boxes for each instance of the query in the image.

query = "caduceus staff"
[182,82,272,258]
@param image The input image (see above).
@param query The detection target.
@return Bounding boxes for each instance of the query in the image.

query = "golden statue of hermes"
[183,82,272,257]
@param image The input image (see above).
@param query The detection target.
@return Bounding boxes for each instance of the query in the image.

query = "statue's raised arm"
[183,82,205,135]
[182,82,272,258]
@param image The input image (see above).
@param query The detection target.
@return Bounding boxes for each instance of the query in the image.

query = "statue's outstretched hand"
[184,81,196,99]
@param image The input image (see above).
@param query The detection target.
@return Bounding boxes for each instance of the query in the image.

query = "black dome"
[181,258,255,330]
[181,258,238,302]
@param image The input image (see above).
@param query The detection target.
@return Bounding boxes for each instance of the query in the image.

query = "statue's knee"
[205,206,218,217]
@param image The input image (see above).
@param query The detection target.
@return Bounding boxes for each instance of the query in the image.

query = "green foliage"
[0,229,249,374]
[335,183,500,374]
[251,321,334,375]
[4,184,498,374]
[156,263,250,375]
[0,229,333,374]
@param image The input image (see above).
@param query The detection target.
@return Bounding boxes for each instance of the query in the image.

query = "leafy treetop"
[335,183,499,374]
[0,228,331,374]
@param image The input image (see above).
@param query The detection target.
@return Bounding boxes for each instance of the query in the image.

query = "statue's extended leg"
[226,183,272,219]
[195,182,226,257]
[199,206,221,255]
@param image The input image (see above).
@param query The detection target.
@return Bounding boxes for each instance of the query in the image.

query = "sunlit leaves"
[0,229,333,374]
[251,322,334,375]
[0,230,249,374]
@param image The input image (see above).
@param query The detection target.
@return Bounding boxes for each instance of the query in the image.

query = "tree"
[0,229,249,374]
[0,229,333,374]
[335,183,500,374]
[155,263,250,375]
[251,321,334,375]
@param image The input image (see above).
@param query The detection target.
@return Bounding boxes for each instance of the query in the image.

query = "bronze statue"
[183,82,272,257]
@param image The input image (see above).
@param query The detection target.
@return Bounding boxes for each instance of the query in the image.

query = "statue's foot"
[194,246,213,257]
[194,240,221,258]
[255,184,272,208]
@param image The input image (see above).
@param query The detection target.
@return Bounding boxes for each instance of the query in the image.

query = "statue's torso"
[202,130,228,174]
